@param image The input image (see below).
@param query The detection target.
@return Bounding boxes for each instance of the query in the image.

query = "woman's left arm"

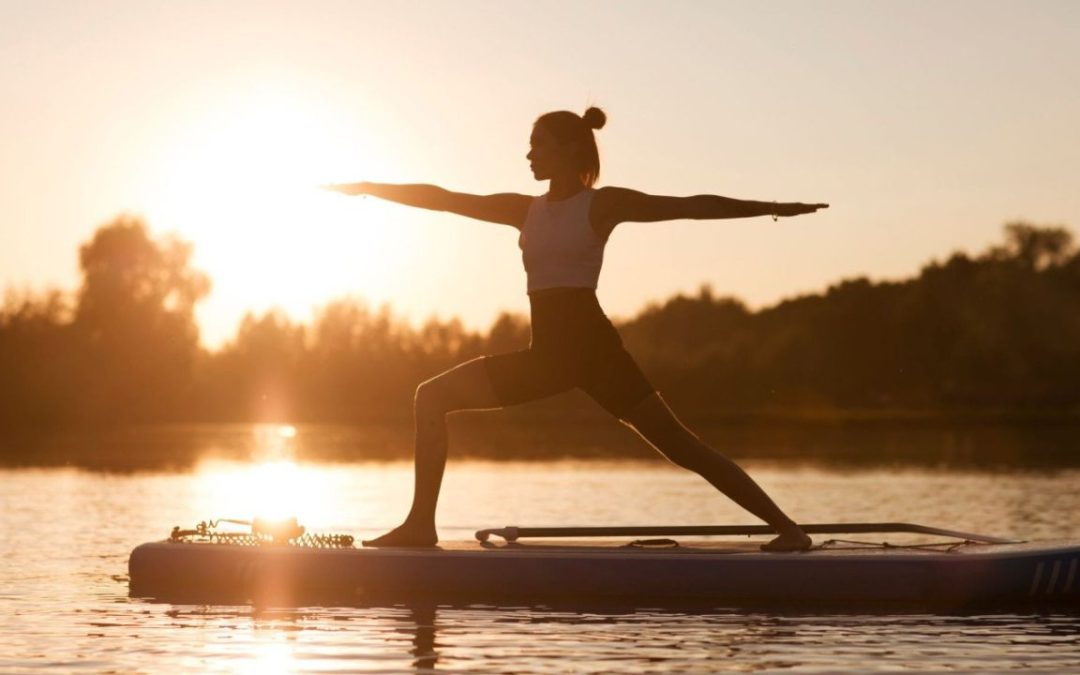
[595,186,828,231]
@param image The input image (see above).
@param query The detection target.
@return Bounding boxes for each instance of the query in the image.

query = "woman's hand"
[322,182,369,196]
[319,182,530,227]
[594,188,829,227]
[774,202,829,218]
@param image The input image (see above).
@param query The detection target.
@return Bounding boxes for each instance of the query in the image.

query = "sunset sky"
[2,1,1078,347]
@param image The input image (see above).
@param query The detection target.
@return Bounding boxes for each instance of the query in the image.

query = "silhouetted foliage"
[71,215,210,424]
[0,288,72,426]
[619,220,1080,415]
[1,218,1078,431]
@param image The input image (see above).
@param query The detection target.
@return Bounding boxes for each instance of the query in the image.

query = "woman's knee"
[414,379,448,419]
[415,358,501,419]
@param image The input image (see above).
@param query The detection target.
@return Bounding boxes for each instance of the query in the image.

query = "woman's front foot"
[362,521,438,548]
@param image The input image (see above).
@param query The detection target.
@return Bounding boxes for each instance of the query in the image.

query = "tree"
[992,221,1074,270]
[70,215,210,423]
[209,310,306,422]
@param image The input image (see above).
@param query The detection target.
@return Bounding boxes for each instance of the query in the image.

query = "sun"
[146,81,416,344]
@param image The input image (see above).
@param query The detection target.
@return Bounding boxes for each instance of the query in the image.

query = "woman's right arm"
[326,182,530,228]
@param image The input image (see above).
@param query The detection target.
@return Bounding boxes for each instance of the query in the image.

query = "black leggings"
[482,289,655,418]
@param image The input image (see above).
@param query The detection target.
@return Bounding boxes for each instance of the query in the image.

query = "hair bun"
[582,106,606,130]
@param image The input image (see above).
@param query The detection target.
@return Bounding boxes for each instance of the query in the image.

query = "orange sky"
[2,1,1078,346]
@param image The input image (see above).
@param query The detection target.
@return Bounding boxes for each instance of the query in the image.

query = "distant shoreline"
[6,221,1080,443]
[4,407,1080,432]
[4,414,1079,472]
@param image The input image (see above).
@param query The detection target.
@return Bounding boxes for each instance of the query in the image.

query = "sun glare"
[147,81,416,342]
[195,424,330,524]
[197,458,331,525]
[236,641,296,675]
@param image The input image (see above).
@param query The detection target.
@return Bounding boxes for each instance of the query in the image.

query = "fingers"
[777,202,829,218]
[322,183,352,193]
[322,183,364,196]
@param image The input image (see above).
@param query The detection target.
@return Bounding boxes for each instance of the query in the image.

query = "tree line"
[2,215,1078,429]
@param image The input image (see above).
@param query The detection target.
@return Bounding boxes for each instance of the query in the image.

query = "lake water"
[3,425,1080,672]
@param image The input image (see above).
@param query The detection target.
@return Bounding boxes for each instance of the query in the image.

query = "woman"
[327,107,827,552]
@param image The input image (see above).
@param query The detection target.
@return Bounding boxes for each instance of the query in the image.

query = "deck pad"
[402,538,1073,557]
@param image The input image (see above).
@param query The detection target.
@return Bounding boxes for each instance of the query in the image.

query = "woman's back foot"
[362,522,438,548]
[760,529,813,553]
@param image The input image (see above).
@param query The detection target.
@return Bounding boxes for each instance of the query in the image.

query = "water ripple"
[3,462,1080,672]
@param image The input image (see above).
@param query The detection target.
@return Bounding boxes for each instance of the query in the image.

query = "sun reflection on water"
[194,424,336,526]
[234,641,296,675]
[252,423,297,460]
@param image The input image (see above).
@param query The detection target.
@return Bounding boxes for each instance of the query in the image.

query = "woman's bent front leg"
[362,358,503,547]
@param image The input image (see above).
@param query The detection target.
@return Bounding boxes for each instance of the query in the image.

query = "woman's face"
[527,124,575,181]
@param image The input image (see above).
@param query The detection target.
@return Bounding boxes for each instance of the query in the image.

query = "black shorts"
[482,288,655,419]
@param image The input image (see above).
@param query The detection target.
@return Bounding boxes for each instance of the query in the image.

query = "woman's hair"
[534,106,606,187]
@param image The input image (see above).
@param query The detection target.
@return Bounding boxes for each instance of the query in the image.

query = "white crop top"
[518,188,606,294]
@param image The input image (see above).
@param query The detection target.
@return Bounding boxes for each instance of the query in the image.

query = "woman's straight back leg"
[620,392,812,552]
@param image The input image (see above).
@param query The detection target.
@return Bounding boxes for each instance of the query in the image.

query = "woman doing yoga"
[327,106,828,552]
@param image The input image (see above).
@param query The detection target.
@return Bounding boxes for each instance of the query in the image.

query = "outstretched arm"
[324,182,530,228]
[595,186,828,231]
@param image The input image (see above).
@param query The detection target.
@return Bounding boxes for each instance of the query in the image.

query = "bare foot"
[760,528,813,553]
[362,522,438,548]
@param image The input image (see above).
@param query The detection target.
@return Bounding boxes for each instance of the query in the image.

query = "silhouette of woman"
[327,107,827,552]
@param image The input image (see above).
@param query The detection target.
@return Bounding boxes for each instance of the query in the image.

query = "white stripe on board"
[1064,559,1078,594]
[1046,560,1062,595]
[1028,562,1045,597]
